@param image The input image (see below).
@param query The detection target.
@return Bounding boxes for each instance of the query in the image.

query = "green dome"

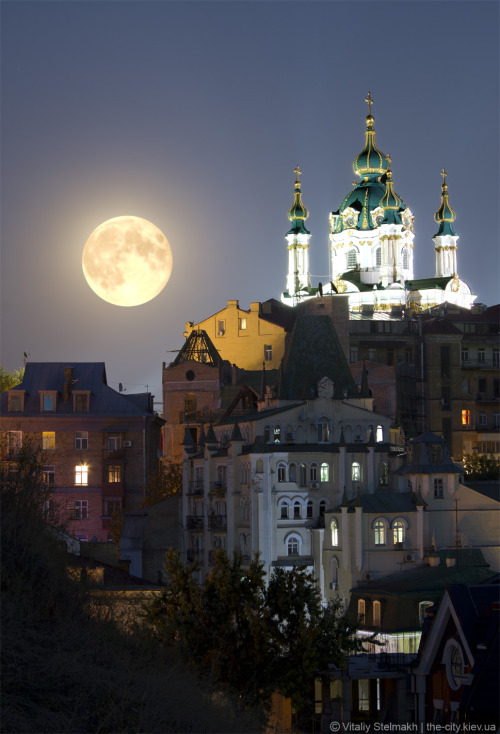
[353,115,389,181]
[286,165,310,236]
[433,168,457,237]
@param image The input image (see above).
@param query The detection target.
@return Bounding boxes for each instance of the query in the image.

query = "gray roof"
[331,491,419,514]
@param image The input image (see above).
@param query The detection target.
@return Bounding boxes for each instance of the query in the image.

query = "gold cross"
[294,165,301,184]
[387,154,392,166]
[441,167,447,183]
[365,91,374,115]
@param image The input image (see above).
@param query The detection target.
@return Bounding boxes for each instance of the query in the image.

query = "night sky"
[2,1,498,404]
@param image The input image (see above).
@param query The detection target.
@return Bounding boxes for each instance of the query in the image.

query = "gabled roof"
[278,315,359,400]
[171,329,221,367]
[1,362,156,417]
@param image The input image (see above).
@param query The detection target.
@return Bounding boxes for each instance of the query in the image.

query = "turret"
[284,165,311,304]
[433,168,459,277]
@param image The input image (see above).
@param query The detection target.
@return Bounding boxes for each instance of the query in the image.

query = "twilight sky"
[1,0,499,405]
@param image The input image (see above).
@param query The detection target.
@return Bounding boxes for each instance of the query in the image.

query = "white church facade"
[281,94,476,312]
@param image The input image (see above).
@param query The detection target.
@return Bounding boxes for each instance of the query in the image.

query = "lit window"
[239,318,247,330]
[358,599,366,621]
[287,535,300,556]
[376,425,384,443]
[108,435,121,452]
[75,465,88,485]
[393,520,405,544]
[351,462,361,482]
[373,600,381,627]
[42,431,55,450]
[277,463,286,482]
[320,463,329,482]
[461,410,470,425]
[42,394,55,412]
[434,478,444,498]
[331,519,339,546]
[43,466,55,485]
[264,344,272,361]
[108,465,121,483]
[75,431,88,450]
[374,519,386,545]
[273,426,281,443]
[74,500,88,520]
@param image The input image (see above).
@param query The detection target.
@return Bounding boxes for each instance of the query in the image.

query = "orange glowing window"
[461,410,471,426]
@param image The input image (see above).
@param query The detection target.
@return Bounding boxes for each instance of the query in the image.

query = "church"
[281,93,476,312]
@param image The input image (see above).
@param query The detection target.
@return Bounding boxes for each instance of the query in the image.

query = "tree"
[463,453,500,481]
[0,365,25,393]
[142,460,182,507]
[144,549,366,711]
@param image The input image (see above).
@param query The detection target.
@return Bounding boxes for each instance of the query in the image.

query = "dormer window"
[8,391,24,412]
[73,392,90,413]
[40,391,57,412]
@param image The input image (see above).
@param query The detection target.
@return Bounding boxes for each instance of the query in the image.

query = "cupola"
[352,92,389,181]
[286,165,310,235]
[379,155,403,223]
[434,168,457,237]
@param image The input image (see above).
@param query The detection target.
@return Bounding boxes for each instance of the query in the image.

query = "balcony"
[208,515,227,531]
[461,359,499,370]
[186,515,204,530]
[209,481,226,496]
[188,481,204,495]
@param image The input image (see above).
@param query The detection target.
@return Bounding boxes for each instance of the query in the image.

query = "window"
[461,347,469,363]
[42,431,55,450]
[285,425,294,441]
[255,459,264,473]
[393,520,405,544]
[318,463,329,483]
[358,599,366,622]
[347,249,358,268]
[478,348,485,364]
[440,346,450,378]
[103,497,121,517]
[387,348,394,366]
[75,465,88,485]
[75,431,88,450]
[307,500,314,519]
[217,320,225,336]
[264,426,271,443]
[478,378,486,394]
[185,393,196,420]
[351,462,361,482]
[494,349,499,367]
[441,386,451,410]
[430,444,443,464]
[108,434,121,452]
[461,410,470,426]
[374,519,386,545]
[434,478,444,498]
[419,601,434,626]
[239,318,247,330]
[299,463,307,487]
[280,502,289,519]
[287,535,300,556]
[108,465,121,483]
[358,680,370,712]
[310,463,318,482]
[6,431,22,458]
[74,500,88,520]
[405,348,413,363]
[42,394,55,412]
[43,466,55,485]
[331,519,339,546]
[376,425,384,443]
[74,393,89,412]
[462,379,470,395]
[373,600,381,627]
[277,463,286,482]
[494,379,500,398]
[318,420,330,442]
[319,500,326,517]
[369,348,376,361]
[495,413,500,428]
[479,412,487,426]
[264,344,272,361]
[379,462,388,486]
[402,248,409,270]
[350,347,359,363]
[293,501,301,519]
[289,463,297,482]
[375,247,382,266]
[9,394,22,411]
[273,426,281,443]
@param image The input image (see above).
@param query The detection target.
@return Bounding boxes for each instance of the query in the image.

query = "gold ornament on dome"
[335,275,347,293]
[451,274,460,292]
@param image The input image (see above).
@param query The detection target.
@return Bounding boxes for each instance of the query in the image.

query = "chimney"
[63,366,73,401]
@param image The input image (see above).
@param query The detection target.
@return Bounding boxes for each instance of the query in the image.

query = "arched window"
[306,500,314,519]
[402,248,409,270]
[379,461,389,486]
[279,500,290,519]
[358,599,366,622]
[376,425,384,443]
[289,463,297,483]
[347,249,358,268]
[287,534,301,556]
[310,463,318,482]
[392,519,406,545]
[331,557,339,590]
[318,418,330,442]
[300,463,307,487]
[293,501,301,519]
[374,519,386,545]
[277,463,286,482]
[375,247,382,267]
[319,500,326,517]
[320,462,329,482]
[351,462,361,482]
[331,519,339,546]
[273,425,281,443]
[373,600,381,627]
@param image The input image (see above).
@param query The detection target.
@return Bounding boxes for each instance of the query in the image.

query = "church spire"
[434,168,457,236]
[284,166,311,304]
[433,168,459,278]
[353,92,389,181]
[287,165,310,235]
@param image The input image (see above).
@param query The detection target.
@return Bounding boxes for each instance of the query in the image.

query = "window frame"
[331,518,339,546]
[42,431,56,450]
[75,431,88,450]
[75,465,88,486]
[373,518,387,546]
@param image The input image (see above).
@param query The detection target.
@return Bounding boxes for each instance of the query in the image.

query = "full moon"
[82,215,173,306]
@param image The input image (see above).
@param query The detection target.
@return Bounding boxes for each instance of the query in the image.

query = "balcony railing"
[186,515,204,530]
[209,481,226,496]
[208,515,227,531]
[188,481,204,495]
[461,358,499,369]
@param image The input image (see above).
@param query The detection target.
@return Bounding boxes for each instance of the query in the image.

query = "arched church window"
[347,249,358,268]
[331,519,339,546]
[375,247,382,267]
[289,463,297,483]
[320,463,329,482]
[287,534,301,556]
[402,248,409,270]
[299,463,307,487]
